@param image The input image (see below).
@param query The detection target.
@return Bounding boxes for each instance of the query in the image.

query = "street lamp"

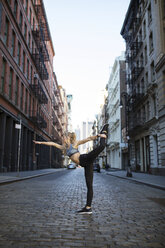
[120,92,132,177]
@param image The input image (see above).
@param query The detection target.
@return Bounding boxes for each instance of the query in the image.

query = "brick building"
[0,0,67,172]
[121,0,165,175]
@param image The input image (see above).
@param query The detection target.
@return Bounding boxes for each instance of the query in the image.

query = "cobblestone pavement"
[0,168,165,248]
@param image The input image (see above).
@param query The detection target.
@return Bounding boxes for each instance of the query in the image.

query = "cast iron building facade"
[0,0,66,172]
[106,53,126,170]
[121,0,165,175]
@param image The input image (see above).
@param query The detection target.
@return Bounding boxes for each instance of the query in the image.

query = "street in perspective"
[1,0,165,247]
[0,169,165,248]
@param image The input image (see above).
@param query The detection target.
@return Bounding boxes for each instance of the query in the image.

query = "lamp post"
[120,92,132,177]
[15,119,22,177]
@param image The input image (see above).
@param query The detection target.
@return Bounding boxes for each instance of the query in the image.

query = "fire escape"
[52,91,63,142]
[32,0,51,80]
[122,0,145,133]
[30,0,51,129]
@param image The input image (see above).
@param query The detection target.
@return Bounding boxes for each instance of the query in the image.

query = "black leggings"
[79,138,106,206]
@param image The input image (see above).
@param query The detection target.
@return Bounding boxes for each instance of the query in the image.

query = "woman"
[33,123,108,214]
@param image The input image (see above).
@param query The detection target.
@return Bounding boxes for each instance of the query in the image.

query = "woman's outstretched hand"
[97,134,107,138]
[33,140,41,144]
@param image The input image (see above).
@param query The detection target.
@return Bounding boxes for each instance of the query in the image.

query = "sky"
[44,0,131,129]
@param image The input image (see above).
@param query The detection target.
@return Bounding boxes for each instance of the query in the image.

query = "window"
[32,98,34,116]
[4,17,9,46]
[19,11,23,30]
[29,8,32,24]
[146,101,150,120]
[32,41,34,53]
[1,58,6,93]
[15,76,19,105]
[25,89,28,114]
[145,72,148,85]
[22,51,25,73]
[151,61,155,81]
[137,110,141,121]
[149,32,154,53]
[143,20,146,38]
[139,29,142,42]
[141,78,144,94]
[152,94,157,116]
[24,23,27,40]
[29,94,31,116]
[11,30,16,56]
[9,68,13,100]
[33,17,35,30]
[142,105,146,122]
[17,41,21,65]
[148,3,152,24]
[28,32,31,48]
[30,65,33,83]
[20,83,24,110]
[140,53,143,67]
[27,59,29,79]
[137,84,140,94]
[144,46,147,64]
[14,0,18,19]
[25,0,28,15]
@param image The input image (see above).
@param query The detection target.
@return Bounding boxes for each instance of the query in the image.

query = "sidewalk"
[105,169,165,191]
[0,168,66,185]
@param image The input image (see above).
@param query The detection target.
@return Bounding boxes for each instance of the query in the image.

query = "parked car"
[67,163,76,169]
[93,163,100,173]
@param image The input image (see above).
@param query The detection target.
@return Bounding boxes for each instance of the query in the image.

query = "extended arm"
[33,140,64,151]
[76,135,98,146]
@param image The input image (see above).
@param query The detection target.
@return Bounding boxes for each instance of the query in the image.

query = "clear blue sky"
[44,0,130,129]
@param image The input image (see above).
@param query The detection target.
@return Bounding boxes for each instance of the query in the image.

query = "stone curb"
[107,172,165,191]
[0,169,66,186]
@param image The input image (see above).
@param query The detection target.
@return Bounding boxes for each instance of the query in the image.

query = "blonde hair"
[68,132,76,144]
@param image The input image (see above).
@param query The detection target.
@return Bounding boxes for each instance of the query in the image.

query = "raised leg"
[85,137,106,161]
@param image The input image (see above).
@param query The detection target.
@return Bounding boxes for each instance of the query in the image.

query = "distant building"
[67,94,73,132]
[75,125,80,141]
[77,121,93,154]
[59,85,68,134]
[106,53,126,170]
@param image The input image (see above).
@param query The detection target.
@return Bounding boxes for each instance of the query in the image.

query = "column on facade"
[0,113,6,172]
[11,121,19,171]
[22,126,28,171]
[4,116,13,171]
[141,137,147,172]
[27,130,33,170]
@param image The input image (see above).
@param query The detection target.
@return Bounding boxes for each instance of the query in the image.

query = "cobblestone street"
[0,168,165,248]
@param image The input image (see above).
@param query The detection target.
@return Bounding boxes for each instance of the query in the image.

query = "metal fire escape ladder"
[30,77,48,104]
[34,1,51,41]
[32,0,51,80]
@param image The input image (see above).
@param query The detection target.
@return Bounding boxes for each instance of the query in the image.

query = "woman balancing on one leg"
[33,123,108,214]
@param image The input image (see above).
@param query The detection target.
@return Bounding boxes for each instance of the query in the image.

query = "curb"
[0,169,66,186]
[107,173,165,191]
